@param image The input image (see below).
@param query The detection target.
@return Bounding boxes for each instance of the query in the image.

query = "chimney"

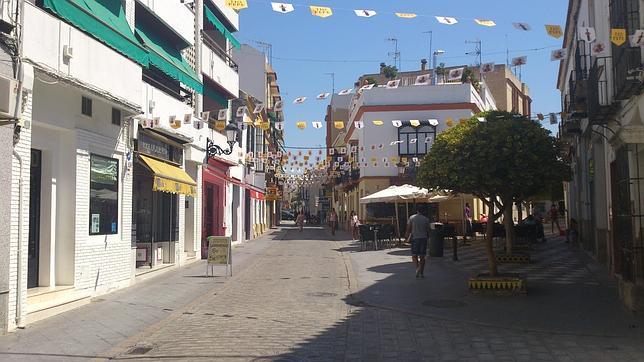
[421,59,428,71]
[379,62,386,74]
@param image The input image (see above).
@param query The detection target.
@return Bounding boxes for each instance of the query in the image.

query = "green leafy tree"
[417,111,570,276]
[461,67,480,92]
[381,64,398,80]
[435,62,446,83]
[364,77,379,86]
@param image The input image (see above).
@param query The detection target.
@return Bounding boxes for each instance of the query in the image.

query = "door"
[202,183,214,259]
[28,149,42,288]
[244,190,251,240]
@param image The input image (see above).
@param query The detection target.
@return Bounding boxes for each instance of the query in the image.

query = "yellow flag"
[225,0,247,10]
[545,25,563,39]
[474,19,496,27]
[260,121,270,130]
[310,6,333,18]
[410,119,420,127]
[372,119,384,126]
[446,118,454,127]
[395,13,417,19]
[296,121,307,129]
[334,121,344,129]
[215,120,226,131]
[611,28,626,46]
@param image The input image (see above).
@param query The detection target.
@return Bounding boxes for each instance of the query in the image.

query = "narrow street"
[0,224,643,361]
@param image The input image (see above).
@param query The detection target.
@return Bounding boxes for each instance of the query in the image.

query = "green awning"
[135,22,203,94]
[204,5,241,49]
[41,0,148,66]
[204,84,229,108]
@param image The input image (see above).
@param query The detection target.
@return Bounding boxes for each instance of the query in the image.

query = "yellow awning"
[139,155,197,197]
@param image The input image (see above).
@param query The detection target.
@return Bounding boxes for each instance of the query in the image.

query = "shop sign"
[250,190,265,200]
[207,236,232,277]
[137,132,183,164]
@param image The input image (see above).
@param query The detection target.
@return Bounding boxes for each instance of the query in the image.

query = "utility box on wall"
[0,74,20,119]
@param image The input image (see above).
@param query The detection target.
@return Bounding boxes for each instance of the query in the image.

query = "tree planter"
[468,273,527,295]
[496,252,531,264]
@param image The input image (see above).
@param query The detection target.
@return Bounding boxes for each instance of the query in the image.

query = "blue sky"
[235,0,569,149]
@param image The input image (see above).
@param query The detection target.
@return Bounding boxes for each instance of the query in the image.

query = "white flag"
[354,121,364,129]
[414,74,430,85]
[592,42,607,56]
[513,22,531,31]
[409,138,417,144]
[630,30,644,46]
[481,62,495,74]
[424,136,433,143]
[386,79,400,89]
[141,118,152,128]
[312,121,323,129]
[253,104,265,114]
[200,111,210,121]
[578,26,596,43]
[274,121,284,130]
[551,48,567,61]
[549,113,558,125]
[293,97,307,104]
[436,16,458,25]
[183,113,192,124]
[234,106,248,121]
[359,83,375,92]
[193,119,204,130]
[316,92,330,100]
[338,88,353,95]
[390,140,403,146]
[271,2,294,13]
[274,100,284,111]
[392,120,402,127]
[354,9,376,17]
[152,117,160,128]
[219,108,229,120]
[511,56,527,66]
[474,19,496,27]
[448,67,464,81]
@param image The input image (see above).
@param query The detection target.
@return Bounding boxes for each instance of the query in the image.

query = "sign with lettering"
[207,236,232,277]
[611,28,626,46]
[137,132,183,164]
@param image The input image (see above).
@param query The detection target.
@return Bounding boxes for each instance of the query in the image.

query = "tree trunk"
[503,206,515,255]
[484,216,498,276]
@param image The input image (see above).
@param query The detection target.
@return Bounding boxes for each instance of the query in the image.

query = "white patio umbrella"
[360,184,430,240]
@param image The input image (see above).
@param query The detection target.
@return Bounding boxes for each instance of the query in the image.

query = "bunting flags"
[611,29,626,46]
[310,6,332,18]
[513,22,531,31]
[630,30,644,47]
[293,97,307,104]
[474,19,496,27]
[200,111,210,122]
[316,92,330,100]
[275,121,284,130]
[395,13,417,19]
[578,27,596,43]
[436,16,457,25]
[334,121,344,129]
[354,121,364,129]
[296,121,307,129]
[225,0,247,11]
[551,49,566,61]
[481,62,495,73]
[373,120,384,126]
[448,67,464,81]
[355,9,376,17]
[414,74,430,85]
[183,114,192,124]
[386,79,401,89]
[312,121,323,129]
[410,119,420,127]
[545,25,563,39]
[169,115,180,129]
[271,2,294,13]
[194,119,204,130]
[359,83,375,92]
[274,100,284,111]
[253,104,265,114]
[392,120,402,127]
[338,88,352,95]
[511,56,528,66]
[235,107,246,118]
[215,120,226,131]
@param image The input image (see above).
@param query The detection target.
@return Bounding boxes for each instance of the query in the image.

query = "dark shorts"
[411,238,428,256]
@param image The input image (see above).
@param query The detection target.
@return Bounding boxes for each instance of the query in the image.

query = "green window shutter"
[204,85,229,108]
[41,0,148,66]
[135,22,203,94]
[203,5,241,49]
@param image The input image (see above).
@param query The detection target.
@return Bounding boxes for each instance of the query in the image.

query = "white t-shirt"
[352,215,360,226]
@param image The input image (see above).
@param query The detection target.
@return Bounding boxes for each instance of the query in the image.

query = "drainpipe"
[194,0,203,115]
[12,150,24,329]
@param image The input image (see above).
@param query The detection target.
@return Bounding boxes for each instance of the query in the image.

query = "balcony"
[565,69,588,119]
[201,34,239,97]
[612,47,643,100]
[588,57,620,124]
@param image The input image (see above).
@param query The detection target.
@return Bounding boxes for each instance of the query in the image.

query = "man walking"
[406,206,430,278]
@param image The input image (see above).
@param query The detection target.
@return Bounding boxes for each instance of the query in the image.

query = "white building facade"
[4,0,241,332]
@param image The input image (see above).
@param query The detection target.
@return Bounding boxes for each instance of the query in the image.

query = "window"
[398,123,436,156]
[112,108,121,126]
[132,165,179,243]
[89,155,119,235]
[82,96,93,117]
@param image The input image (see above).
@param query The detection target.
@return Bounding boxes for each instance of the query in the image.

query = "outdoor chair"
[358,224,376,251]
[378,224,395,248]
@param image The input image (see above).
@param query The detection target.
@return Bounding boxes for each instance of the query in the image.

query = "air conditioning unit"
[63,45,73,59]
[0,74,20,119]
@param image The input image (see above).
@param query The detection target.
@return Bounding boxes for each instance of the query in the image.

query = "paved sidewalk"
[0,229,285,361]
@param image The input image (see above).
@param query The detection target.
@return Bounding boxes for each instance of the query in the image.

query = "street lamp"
[207,122,239,158]
[432,50,445,85]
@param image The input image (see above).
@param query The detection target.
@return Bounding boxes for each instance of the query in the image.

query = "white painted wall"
[138,0,195,46]
[202,43,240,97]
[22,3,143,104]
[233,45,266,102]
[356,109,475,177]
[208,0,239,31]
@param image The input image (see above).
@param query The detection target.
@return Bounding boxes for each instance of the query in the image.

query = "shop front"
[132,130,196,271]
[201,157,236,258]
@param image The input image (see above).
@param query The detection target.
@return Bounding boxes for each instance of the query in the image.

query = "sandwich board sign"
[206,236,232,277]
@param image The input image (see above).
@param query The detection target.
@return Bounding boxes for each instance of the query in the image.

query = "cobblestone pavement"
[2,225,644,361]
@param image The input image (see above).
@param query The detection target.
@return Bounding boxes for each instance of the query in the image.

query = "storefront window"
[132,164,179,243]
[89,154,119,235]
